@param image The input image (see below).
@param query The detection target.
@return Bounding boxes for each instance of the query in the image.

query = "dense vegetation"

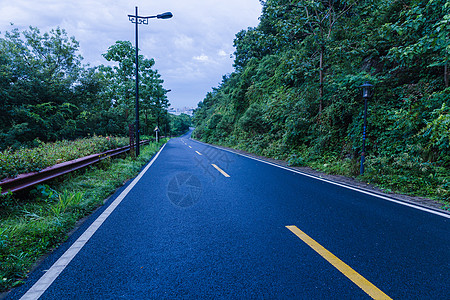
[0,26,189,151]
[0,136,129,180]
[170,113,192,137]
[0,140,167,292]
[193,0,450,205]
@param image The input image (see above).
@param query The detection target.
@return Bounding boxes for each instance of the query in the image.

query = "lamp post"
[359,82,374,175]
[128,7,172,157]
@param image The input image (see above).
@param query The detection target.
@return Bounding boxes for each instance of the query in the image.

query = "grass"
[297,153,450,207]
[0,139,167,292]
[361,154,450,204]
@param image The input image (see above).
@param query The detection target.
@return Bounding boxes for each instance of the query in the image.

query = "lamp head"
[359,82,374,98]
[157,12,173,19]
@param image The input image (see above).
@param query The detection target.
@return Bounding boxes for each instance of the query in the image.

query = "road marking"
[286,225,392,300]
[190,139,450,219]
[20,144,168,300]
[211,164,230,177]
[189,146,192,148]
[195,151,202,156]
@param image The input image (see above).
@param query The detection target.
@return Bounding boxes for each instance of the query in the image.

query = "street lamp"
[128,7,173,157]
[359,82,374,175]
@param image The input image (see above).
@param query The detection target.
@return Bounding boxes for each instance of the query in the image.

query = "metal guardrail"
[0,140,151,195]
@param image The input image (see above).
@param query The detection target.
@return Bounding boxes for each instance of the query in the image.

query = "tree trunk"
[445,62,449,88]
[318,44,324,121]
[145,112,148,136]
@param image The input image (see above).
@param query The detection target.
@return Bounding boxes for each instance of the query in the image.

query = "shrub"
[0,136,128,180]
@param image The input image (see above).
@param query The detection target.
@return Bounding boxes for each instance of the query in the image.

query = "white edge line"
[20,143,167,300]
[190,139,450,219]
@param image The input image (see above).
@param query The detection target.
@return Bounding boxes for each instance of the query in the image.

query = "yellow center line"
[211,164,230,178]
[195,151,202,156]
[286,225,392,300]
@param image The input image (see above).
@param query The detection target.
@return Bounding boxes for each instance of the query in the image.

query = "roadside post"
[359,82,374,175]
[129,124,135,157]
[155,126,160,143]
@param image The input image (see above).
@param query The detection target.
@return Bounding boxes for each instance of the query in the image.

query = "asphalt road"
[8,130,450,299]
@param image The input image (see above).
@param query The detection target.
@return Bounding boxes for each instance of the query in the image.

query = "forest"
[193,0,450,204]
[0,26,190,151]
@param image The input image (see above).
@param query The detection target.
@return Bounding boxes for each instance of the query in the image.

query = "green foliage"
[381,0,449,70]
[364,152,450,200]
[30,185,57,203]
[238,103,268,135]
[169,114,191,136]
[193,0,450,205]
[0,26,84,148]
[420,94,450,164]
[101,41,170,137]
[50,191,84,216]
[0,136,128,180]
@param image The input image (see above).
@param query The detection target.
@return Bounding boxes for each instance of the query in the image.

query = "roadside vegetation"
[0,139,168,292]
[0,136,128,179]
[193,0,450,208]
[170,113,192,137]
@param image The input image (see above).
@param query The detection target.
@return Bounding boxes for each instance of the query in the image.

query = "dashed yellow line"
[211,164,230,178]
[286,226,392,300]
[195,151,202,156]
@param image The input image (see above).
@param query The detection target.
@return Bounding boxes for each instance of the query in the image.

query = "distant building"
[168,107,194,116]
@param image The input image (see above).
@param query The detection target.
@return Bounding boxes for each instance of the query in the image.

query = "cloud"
[218,50,228,57]
[193,54,210,63]
[173,34,194,50]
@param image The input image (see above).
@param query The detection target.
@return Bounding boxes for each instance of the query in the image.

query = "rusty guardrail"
[0,140,151,195]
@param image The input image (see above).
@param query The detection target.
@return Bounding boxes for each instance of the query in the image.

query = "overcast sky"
[0,0,262,108]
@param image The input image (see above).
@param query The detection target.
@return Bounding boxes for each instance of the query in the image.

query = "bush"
[238,103,268,135]
[364,153,450,201]
[0,136,128,180]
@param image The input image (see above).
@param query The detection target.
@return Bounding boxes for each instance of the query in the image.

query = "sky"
[0,0,263,109]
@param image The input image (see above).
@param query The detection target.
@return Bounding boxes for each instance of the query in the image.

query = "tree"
[102,41,137,109]
[0,26,83,147]
[380,0,449,87]
[170,114,191,136]
[265,0,356,115]
[101,41,169,137]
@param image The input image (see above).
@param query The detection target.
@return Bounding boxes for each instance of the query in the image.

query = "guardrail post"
[129,124,135,158]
